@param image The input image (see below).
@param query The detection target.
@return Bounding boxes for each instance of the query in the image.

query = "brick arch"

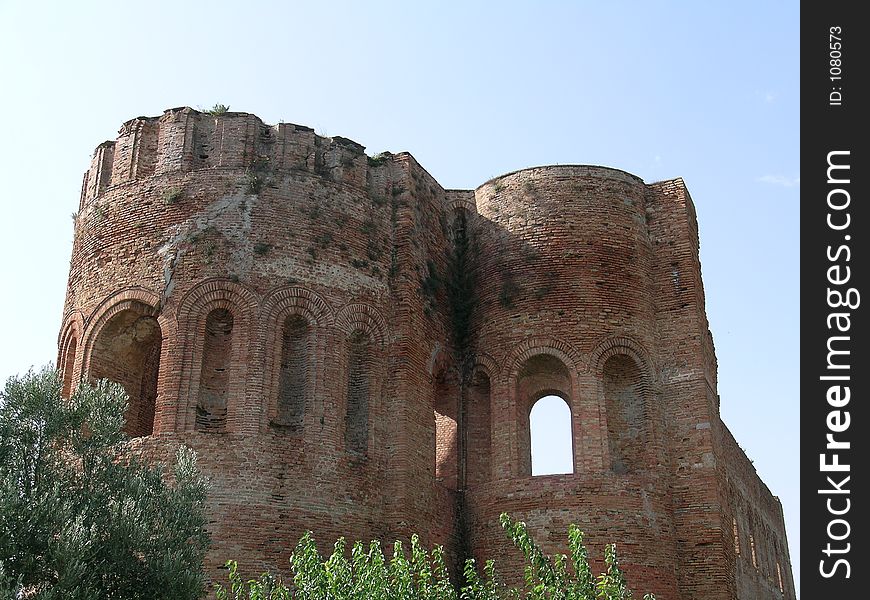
[466,351,497,488]
[176,278,260,324]
[260,285,334,328]
[259,286,333,432]
[79,288,163,437]
[80,287,162,376]
[447,196,476,214]
[176,278,260,433]
[334,303,387,347]
[592,336,656,474]
[509,341,578,478]
[472,351,499,380]
[589,335,655,385]
[335,304,387,458]
[57,309,85,350]
[57,310,85,398]
[505,336,583,382]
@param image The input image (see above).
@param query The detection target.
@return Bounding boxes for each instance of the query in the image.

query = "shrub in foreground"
[217,513,654,600]
[0,367,210,600]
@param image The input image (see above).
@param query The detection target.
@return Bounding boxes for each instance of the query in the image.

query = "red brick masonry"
[58,107,793,600]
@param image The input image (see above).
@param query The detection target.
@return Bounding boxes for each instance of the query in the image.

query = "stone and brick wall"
[58,107,791,599]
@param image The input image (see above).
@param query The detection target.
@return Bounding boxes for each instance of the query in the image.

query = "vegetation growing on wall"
[446,209,476,365]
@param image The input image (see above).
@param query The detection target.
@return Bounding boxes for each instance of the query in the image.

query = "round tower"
[58,107,457,580]
[461,166,676,596]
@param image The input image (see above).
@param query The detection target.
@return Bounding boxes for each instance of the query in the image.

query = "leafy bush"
[0,367,210,600]
[216,513,654,600]
[206,103,231,115]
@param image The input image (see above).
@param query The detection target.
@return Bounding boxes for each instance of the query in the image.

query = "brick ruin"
[58,107,793,599]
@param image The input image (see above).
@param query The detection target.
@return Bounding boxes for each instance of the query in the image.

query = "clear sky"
[0,0,799,595]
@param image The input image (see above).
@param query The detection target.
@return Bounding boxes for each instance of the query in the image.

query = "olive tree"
[0,367,210,600]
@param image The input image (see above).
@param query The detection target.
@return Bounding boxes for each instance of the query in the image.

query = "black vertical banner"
[802,2,867,597]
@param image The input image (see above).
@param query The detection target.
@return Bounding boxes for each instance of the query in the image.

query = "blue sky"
[0,0,799,595]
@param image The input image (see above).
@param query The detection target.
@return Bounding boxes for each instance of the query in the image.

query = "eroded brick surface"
[58,108,793,599]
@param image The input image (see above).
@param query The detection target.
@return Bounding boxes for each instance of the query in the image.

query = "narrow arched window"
[345,330,370,455]
[275,314,309,430]
[435,373,458,489]
[603,354,646,473]
[516,353,573,477]
[196,308,233,432]
[466,370,492,487]
[530,395,574,475]
[61,335,78,399]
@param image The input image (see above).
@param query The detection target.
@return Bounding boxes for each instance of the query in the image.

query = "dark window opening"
[196,309,233,433]
[274,314,310,431]
[345,331,370,455]
[604,354,646,473]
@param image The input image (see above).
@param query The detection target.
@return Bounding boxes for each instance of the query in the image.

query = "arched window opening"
[61,335,78,399]
[274,314,309,431]
[345,330,370,455]
[603,354,646,474]
[516,353,573,477]
[89,303,161,437]
[196,308,233,433]
[434,373,458,489]
[530,395,574,475]
[465,370,492,488]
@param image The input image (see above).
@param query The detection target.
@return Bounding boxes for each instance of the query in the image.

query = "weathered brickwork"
[58,107,793,599]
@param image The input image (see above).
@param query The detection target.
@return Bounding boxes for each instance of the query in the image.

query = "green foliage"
[419,260,441,317]
[315,233,334,249]
[163,187,184,205]
[0,561,22,600]
[499,276,521,308]
[307,203,323,221]
[421,260,441,297]
[367,153,390,168]
[254,242,272,256]
[0,367,210,600]
[206,103,231,115]
[217,533,475,600]
[216,513,653,600]
[366,240,383,262]
[246,157,271,194]
[446,209,476,358]
[360,220,376,236]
